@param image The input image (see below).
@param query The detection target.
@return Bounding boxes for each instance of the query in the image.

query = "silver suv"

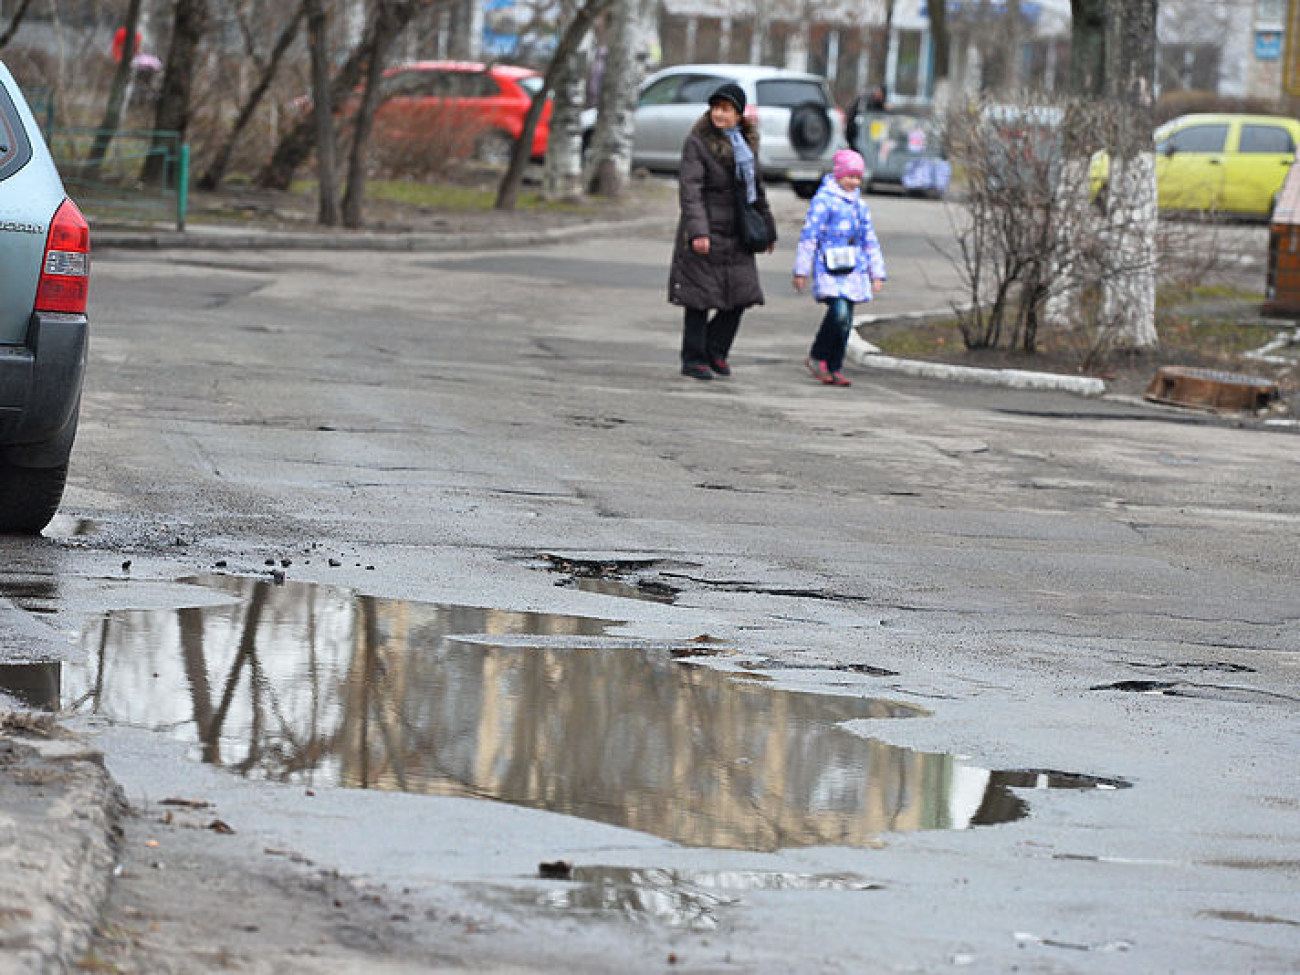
[585,63,846,198]
[0,60,90,534]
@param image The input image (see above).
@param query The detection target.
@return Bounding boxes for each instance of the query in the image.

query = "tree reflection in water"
[66,575,1110,851]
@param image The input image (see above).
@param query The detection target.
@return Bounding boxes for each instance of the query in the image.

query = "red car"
[373,61,550,163]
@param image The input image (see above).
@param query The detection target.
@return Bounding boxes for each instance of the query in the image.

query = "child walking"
[792,149,886,386]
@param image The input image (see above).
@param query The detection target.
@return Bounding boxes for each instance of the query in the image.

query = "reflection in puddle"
[570,577,677,604]
[0,663,61,710]
[65,575,1125,851]
[536,866,880,930]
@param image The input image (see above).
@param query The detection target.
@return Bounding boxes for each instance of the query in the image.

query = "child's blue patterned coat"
[793,174,887,302]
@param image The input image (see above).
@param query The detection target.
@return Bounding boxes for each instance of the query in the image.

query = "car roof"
[388,60,538,78]
[647,63,828,85]
[1163,113,1300,127]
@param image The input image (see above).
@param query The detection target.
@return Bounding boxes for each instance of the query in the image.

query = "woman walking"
[792,149,886,387]
[668,82,777,380]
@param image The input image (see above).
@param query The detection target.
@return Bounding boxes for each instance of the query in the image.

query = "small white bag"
[823,245,857,275]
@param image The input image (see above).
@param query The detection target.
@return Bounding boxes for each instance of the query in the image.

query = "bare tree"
[84,0,145,178]
[342,0,413,227]
[495,0,615,211]
[305,0,341,226]
[0,0,36,50]
[256,1,426,193]
[198,2,307,191]
[141,0,211,186]
[584,0,653,198]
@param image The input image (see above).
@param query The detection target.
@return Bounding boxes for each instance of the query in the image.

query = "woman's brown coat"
[667,114,777,311]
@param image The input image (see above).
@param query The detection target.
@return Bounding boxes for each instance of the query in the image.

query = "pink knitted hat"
[833,149,866,179]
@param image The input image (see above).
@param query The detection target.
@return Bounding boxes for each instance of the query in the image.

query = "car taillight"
[832,106,846,131]
[36,198,90,314]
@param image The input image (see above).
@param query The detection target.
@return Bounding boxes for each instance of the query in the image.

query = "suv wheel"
[791,180,819,200]
[788,103,833,159]
[0,462,69,535]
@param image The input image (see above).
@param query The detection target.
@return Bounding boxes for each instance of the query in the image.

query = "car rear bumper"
[0,311,88,463]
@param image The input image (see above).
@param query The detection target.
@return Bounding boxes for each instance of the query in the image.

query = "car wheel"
[0,462,69,535]
[475,129,515,166]
[791,180,818,199]
[788,102,833,159]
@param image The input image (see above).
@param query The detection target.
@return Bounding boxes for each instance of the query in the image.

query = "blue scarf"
[725,126,757,203]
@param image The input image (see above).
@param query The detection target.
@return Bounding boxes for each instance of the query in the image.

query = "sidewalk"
[0,718,123,974]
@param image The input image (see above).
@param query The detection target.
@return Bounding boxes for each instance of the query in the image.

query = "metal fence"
[46,127,190,231]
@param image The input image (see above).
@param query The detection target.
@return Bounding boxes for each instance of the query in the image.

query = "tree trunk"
[1101,0,1159,350]
[198,3,305,191]
[495,0,615,211]
[305,0,340,227]
[1069,0,1107,97]
[342,0,408,227]
[84,0,144,178]
[255,33,369,191]
[585,0,650,198]
[141,0,210,186]
[542,44,586,202]
[869,0,895,90]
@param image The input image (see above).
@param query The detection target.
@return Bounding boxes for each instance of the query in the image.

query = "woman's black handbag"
[735,187,773,253]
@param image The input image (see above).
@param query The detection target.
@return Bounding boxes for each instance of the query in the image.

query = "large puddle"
[11,575,1124,851]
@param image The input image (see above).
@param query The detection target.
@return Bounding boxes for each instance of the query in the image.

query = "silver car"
[0,60,90,534]
[586,63,846,198]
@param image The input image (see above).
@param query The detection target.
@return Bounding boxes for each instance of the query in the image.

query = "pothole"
[529,865,881,930]
[52,575,1126,851]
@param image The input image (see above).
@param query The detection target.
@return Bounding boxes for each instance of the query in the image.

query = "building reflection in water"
[67,575,1032,851]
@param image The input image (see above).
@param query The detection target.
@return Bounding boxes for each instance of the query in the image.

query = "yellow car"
[1088,113,1300,218]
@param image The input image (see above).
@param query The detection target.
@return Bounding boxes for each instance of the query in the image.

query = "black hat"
[709,82,746,115]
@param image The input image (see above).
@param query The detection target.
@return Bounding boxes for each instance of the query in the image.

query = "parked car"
[0,60,90,534]
[368,60,551,164]
[850,110,950,198]
[1089,113,1300,218]
[583,64,846,197]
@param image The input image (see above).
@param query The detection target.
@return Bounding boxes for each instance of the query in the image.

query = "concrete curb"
[94,214,669,252]
[0,724,124,974]
[848,314,1109,397]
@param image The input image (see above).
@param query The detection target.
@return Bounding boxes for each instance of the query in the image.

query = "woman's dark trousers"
[681,307,743,369]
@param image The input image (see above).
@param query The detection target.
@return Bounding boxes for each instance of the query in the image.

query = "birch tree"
[541,32,587,202]
[584,0,652,198]
[1100,0,1159,350]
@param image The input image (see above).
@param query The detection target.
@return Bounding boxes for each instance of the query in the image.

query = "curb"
[94,214,668,252]
[0,723,124,975]
[848,313,1109,397]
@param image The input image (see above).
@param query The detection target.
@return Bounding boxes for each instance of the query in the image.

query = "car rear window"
[1239,123,1295,154]
[756,79,828,109]
[0,83,33,182]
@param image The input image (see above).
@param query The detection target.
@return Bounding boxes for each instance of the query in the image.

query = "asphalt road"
[1,187,1296,973]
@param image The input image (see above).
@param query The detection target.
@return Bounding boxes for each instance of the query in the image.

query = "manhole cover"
[1144,366,1279,412]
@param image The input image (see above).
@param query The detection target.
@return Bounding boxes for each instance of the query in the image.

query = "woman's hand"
[691,236,710,255]
[792,275,808,293]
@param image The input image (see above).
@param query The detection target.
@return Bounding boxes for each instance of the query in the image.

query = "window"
[638,75,684,106]
[1239,124,1294,154]
[0,86,33,181]
[755,79,828,108]
[676,75,728,104]
[1161,124,1228,154]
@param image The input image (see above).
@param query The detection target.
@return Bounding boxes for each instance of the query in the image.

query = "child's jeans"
[810,297,855,373]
